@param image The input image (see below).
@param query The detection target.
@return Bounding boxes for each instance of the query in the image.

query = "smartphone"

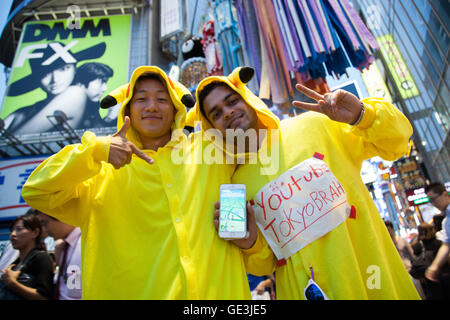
[219,184,248,239]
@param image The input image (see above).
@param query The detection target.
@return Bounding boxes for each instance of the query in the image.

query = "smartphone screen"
[219,184,247,239]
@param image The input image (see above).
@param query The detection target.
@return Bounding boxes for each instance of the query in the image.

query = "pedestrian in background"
[248,273,276,300]
[385,220,425,299]
[433,213,446,242]
[411,222,450,299]
[425,183,450,283]
[0,213,53,300]
[37,213,81,300]
[385,220,415,272]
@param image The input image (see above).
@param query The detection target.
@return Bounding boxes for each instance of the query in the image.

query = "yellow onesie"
[189,67,420,300]
[22,66,252,299]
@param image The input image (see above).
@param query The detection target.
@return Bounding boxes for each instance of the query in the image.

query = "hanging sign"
[160,0,185,39]
[251,156,351,261]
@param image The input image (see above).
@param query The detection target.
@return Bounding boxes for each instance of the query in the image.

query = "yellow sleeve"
[343,97,413,163]
[21,131,110,227]
[241,229,277,276]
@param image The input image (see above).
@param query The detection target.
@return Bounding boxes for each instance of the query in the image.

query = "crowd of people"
[0,64,448,300]
[384,183,450,300]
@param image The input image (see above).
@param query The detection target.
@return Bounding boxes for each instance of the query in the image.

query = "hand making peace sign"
[293,84,364,125]
[108,116,154,169]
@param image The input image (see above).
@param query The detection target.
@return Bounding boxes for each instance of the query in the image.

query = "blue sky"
[0,0,14,109]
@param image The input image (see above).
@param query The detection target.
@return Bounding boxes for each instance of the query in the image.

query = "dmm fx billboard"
[0,156,48,220]
[377,34,419,100]
[0,15,131,136]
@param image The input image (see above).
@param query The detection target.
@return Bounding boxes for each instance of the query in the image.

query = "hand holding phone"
[214,184,258,249]
[218,184,248,239]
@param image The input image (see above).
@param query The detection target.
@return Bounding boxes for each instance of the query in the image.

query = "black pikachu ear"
[239,67,255,84]
[100,95,118,109]
[181,94,195,109]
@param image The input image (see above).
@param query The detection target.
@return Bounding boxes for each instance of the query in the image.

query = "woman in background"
[0,213,54,300]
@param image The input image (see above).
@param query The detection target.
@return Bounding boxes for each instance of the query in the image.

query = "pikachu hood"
[186,66,280,159]
[101,65,195,148]
[187,66,280,131]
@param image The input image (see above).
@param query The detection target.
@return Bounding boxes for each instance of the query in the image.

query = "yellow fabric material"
[235,98,420,299]
[22,66,252,299]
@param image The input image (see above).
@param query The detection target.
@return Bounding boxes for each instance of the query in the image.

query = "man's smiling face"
[129,77,175,141]
[202,84,258,136]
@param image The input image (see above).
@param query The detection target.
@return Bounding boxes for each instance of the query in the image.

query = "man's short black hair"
[384,220,394,229]
[136,72,167,87]
[425,182,446,195]
[197,81,232,119]
[27,207,58,221]
[433,213,445,231]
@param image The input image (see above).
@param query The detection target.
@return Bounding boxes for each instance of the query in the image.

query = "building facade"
[355,0,449,183]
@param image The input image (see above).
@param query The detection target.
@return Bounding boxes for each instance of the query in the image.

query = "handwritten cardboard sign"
[252,157,350,261]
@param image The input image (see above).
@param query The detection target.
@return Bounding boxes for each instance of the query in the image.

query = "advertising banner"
[361,62,393,103]
[0,15,131,136]
[0,156,48,220]
[377,34,419,100]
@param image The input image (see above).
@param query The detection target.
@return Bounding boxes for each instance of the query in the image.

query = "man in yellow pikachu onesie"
[21,66,255,299]
[188,66,420,300]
